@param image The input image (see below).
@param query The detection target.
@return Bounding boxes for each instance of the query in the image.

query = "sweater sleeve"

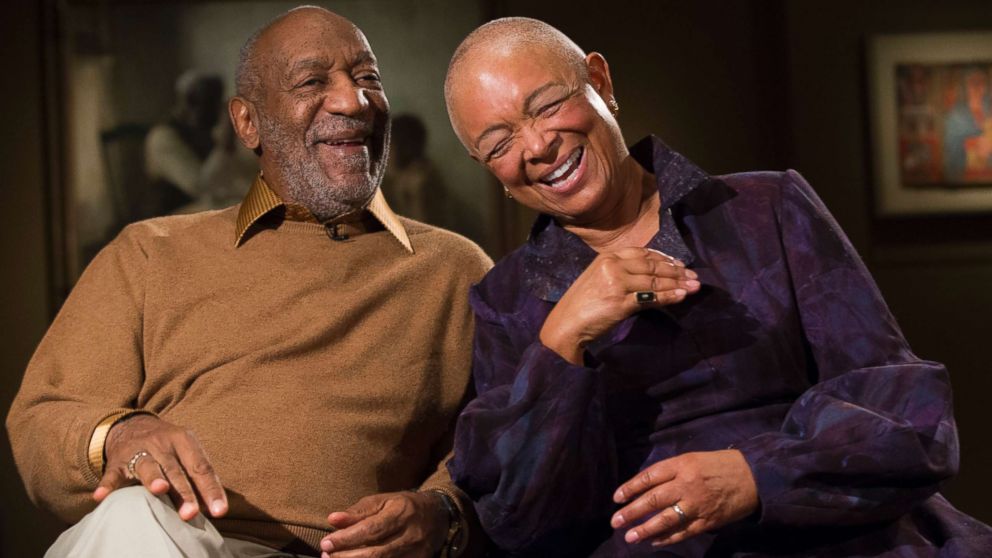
[734,171,958,528]
[447,290,617,555]
[5,225,150,522]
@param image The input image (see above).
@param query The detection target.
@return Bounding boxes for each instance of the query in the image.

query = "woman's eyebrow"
[522,82,568,116]
[474,124,512,152]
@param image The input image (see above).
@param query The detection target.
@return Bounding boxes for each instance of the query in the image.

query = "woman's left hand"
[610,450,759,548]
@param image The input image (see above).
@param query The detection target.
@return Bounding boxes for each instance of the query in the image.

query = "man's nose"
[521,126,558,165]
[320,77,369,116]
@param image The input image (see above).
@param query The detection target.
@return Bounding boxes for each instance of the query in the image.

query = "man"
[442,17,992,557]
[7,6,490,557]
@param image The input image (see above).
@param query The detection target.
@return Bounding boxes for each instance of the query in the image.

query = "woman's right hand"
[539,247,700,364]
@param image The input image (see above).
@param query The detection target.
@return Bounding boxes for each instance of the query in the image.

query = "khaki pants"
[46,487,315,558]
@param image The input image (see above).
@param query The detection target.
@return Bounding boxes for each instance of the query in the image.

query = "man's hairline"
[236,5,365,102]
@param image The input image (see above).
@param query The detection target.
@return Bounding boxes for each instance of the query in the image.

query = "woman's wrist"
[539,325,585,365]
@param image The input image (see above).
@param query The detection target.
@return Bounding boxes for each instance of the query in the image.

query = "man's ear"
[585,52,615,101]
[229,96,260,151]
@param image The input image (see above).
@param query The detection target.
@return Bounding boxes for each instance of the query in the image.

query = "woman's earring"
[503,186,513,200]
[608,97,620,115]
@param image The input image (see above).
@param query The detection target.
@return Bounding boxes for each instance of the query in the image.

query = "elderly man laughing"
[7,6,489,558]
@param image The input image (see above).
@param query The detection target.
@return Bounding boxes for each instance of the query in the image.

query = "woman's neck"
[564,160,660,253]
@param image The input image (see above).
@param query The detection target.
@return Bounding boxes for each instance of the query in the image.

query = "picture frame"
[869,32,992,216]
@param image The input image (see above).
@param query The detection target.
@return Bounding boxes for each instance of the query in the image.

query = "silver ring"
[125,450,151,480]
[635,291,656,304]
[671,503,687,526]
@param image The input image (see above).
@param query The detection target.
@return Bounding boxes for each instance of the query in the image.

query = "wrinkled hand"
[320,492,447,558]
[611,450,758,548]
[93,414,228,521]
[540,247,700,364]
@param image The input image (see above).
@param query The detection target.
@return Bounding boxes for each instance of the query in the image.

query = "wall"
[502,0,992,525]
[63,1,495,257]
[781,0,992,522]
[2,0,991,555]
[499,0,789,173]
[0,1,68,554]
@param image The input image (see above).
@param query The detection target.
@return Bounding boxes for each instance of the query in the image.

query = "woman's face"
[448,50,631,226]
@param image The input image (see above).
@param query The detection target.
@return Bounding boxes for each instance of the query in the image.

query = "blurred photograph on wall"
[50,0,498,299]
[870,32,992,216]
[896,62,992,186]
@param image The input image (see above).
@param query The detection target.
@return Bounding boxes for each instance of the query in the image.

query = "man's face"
[447,48,628,225]
[255,13,390,221]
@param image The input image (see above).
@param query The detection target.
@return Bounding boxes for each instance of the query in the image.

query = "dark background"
[3,0,992,554]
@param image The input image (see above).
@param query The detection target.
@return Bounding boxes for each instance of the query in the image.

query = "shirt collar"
[522,135,710,302]
[234,174,413,253]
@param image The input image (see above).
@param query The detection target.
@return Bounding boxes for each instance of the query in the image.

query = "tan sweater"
[6,203,492,552]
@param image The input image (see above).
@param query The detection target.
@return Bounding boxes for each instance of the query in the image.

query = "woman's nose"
[521,126,558,165]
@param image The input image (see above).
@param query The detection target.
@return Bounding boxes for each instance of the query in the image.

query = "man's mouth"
[313,135,368,148]
[539,146,583,188]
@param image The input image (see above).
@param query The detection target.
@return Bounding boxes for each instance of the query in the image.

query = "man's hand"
[93,414,228,521]
[320,492,448,558]
[610,450,758,548]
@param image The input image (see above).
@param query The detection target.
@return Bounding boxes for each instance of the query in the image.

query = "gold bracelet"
[86,409,155,477]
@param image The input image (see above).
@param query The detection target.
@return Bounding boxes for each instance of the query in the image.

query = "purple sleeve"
[448,291,617,553]
[735,171,959,528]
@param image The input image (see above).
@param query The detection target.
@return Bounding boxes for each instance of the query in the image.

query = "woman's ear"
[229,96,260,150]
[585,52,615,100]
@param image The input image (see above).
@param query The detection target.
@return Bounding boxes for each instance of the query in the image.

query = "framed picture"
[869,32,992,216]
[45,0,503,303]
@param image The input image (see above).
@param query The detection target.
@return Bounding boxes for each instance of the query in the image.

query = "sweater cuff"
[86,409,157,481]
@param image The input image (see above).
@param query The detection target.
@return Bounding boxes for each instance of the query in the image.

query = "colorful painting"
[896,63,992,186]
[870,33,992,215]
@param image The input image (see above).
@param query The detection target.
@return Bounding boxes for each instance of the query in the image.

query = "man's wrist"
[420,488,463,558]
[87,409,156,477]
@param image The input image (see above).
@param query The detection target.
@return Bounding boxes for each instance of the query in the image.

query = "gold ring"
[671,502,687,527]
[125,450,151,480]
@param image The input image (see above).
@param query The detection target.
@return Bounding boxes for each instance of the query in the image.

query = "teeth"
[319,139,364,146]
[544,148,582,185]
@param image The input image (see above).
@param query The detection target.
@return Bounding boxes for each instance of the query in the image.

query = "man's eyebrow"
[351,51,378,67]
[284,51,378,78]
[285,58,329,78]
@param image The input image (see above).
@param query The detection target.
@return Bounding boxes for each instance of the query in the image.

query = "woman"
[443,17,991,558]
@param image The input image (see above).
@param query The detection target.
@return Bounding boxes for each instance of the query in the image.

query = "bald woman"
[443,17,992,557]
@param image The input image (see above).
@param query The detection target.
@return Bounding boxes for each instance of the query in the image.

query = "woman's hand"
[539,247,700,364]
[611,450,759,548]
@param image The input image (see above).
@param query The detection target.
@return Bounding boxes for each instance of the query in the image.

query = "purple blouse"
[449,136,992,556]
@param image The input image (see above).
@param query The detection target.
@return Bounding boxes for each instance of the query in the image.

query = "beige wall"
[0,2,67,554]
[3,0,991,554]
